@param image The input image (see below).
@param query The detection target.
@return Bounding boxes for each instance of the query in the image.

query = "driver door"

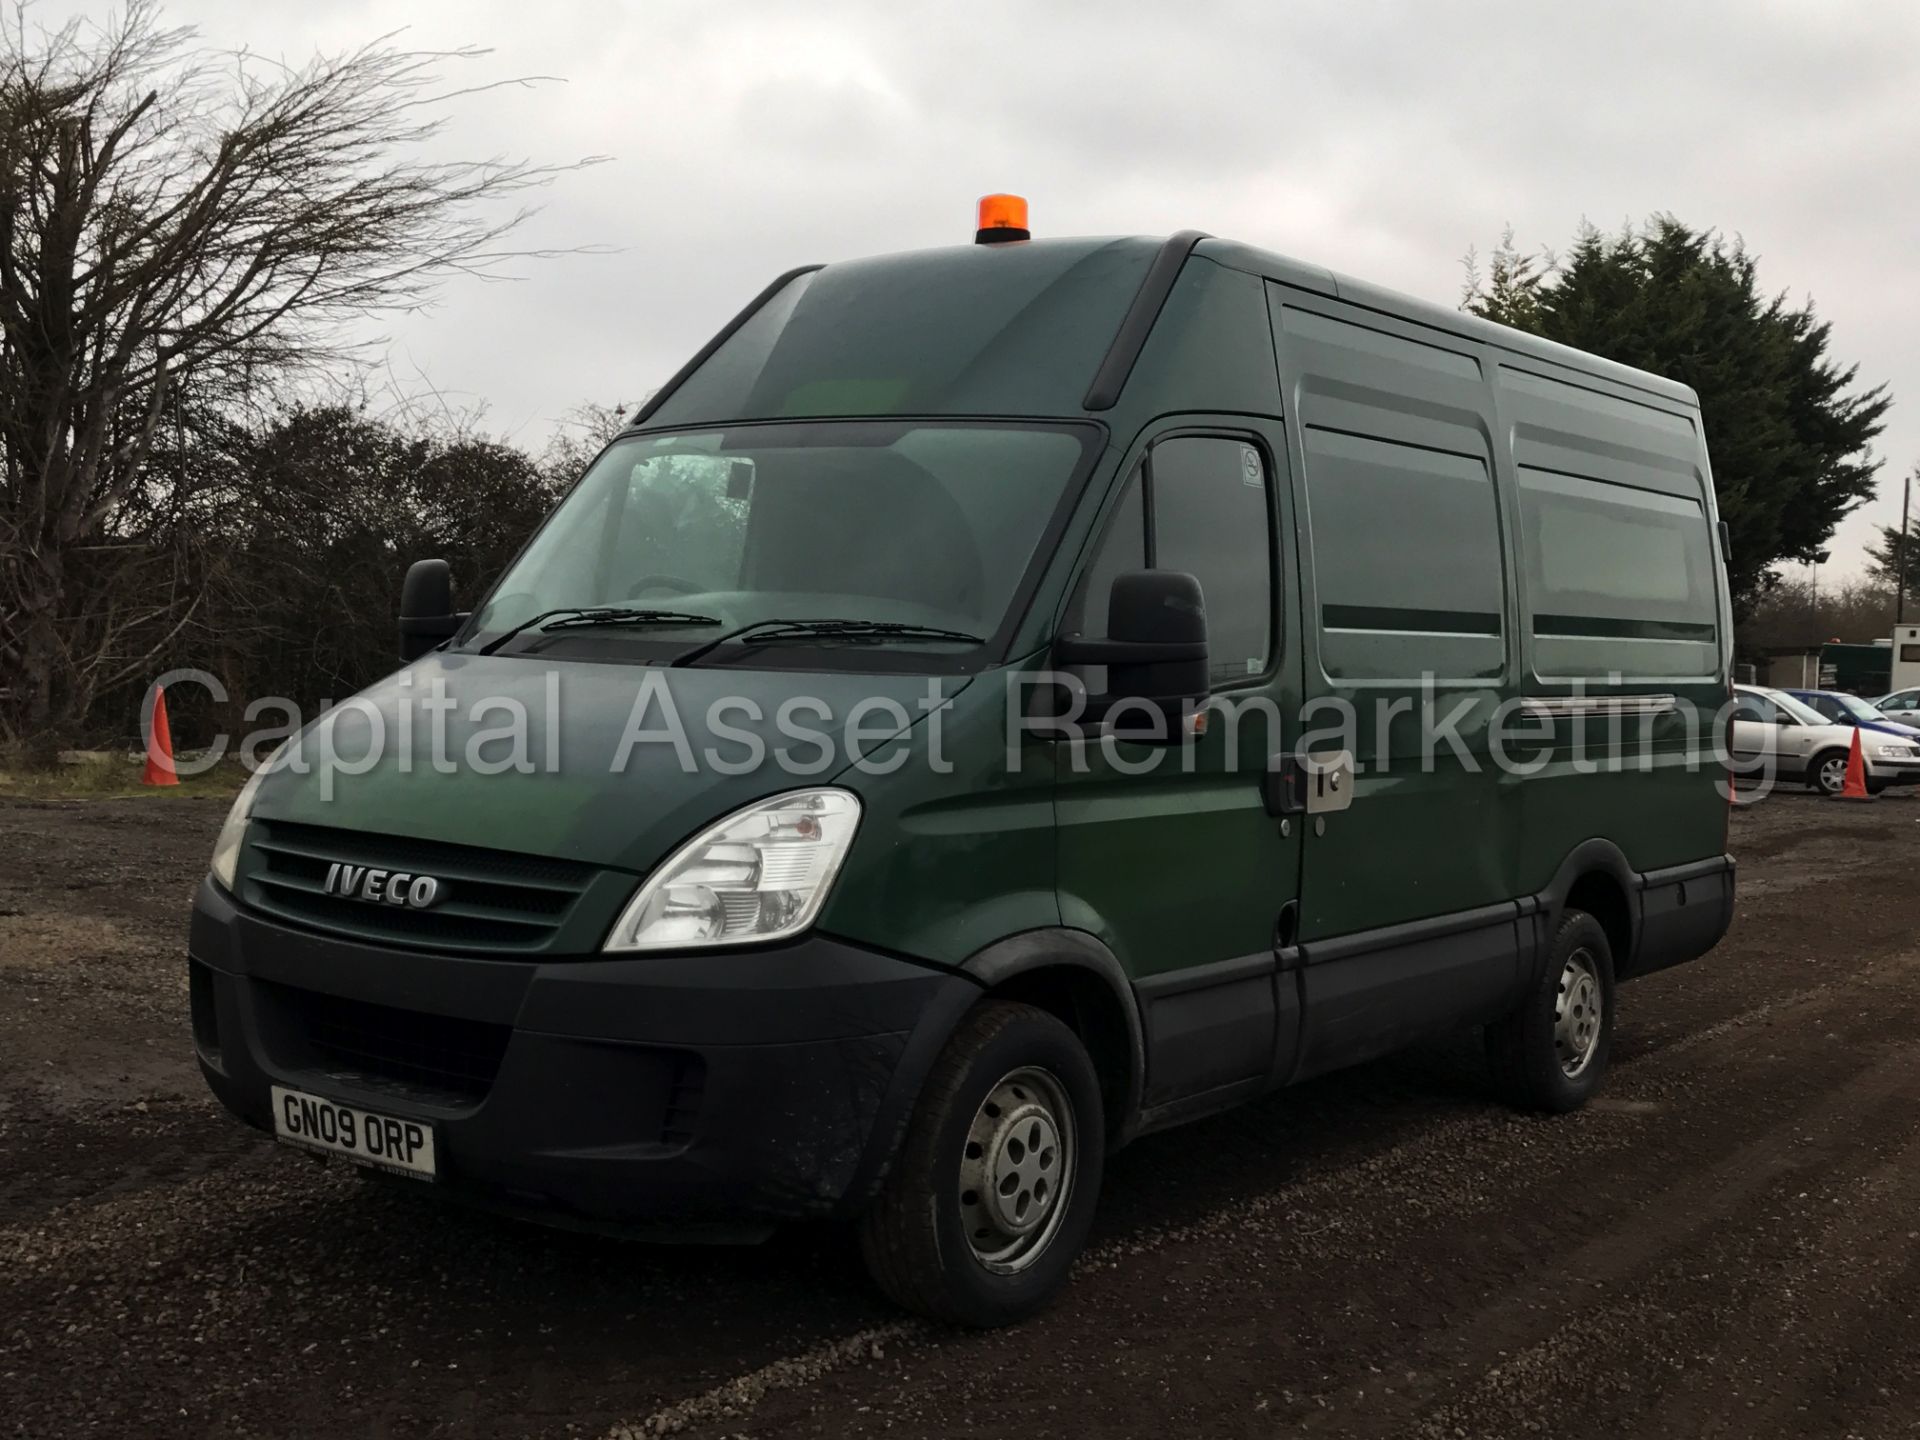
[1052,422,1304,1116]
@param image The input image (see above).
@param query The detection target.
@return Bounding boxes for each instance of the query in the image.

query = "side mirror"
[398,559,467,662]
[1054,570,1211,742]
[1773,713,1797,726]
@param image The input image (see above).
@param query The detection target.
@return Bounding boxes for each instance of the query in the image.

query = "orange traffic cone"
[1834,727,1871,802]
[143,686,180,787]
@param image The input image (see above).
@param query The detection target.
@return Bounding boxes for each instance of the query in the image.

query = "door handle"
[1264,753,1306,816]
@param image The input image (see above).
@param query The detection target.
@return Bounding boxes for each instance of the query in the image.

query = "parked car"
[1781,688,1920,742]
[1874,688,1920,725]
[1734,685,1920,794]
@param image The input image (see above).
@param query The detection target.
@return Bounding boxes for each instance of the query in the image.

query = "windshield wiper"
[477,607,720,656]
[672,618,987,668]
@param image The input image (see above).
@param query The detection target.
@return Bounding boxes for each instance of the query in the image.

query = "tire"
[858,1001,1104,1327]
[1810,749,1851,796]
[1486,910,1615,1113]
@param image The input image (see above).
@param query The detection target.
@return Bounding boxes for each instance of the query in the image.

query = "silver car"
[1732,685,1920,795]
[1875,687,1920,725]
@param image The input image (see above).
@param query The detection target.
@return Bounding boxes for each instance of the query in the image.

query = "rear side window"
[1068,435,1274,686]
[1518,469,1719,678]
[1302,427,1505,681]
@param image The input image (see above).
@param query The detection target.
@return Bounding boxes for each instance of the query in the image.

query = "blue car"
[1783,689,1920,742]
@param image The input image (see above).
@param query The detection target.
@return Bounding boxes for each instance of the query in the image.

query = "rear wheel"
[858,1001,1104,1326]
[1486,910,1615,1112]
[1810,749,1851,796]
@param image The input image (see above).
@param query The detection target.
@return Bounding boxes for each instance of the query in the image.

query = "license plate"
[270,1085,437,1181]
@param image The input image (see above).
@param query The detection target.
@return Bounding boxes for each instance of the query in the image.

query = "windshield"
[1770,690,1831,726]
[467,421,1094,660]
[1821,692,1883,722]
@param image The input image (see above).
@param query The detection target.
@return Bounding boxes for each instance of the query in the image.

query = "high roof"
[634,233,1698,430]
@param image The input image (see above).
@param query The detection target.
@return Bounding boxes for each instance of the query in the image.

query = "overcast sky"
[40,0,1920,580]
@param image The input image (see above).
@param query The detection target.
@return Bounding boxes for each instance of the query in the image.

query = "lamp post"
[1808,550,1829,688]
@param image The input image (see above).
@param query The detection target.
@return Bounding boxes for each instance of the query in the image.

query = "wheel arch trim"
[842,929,1148,1212]
[958,928,1148,1139]
[1534,839,1638,976]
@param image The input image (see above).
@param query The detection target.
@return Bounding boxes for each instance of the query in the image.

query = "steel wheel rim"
[1555,948,1603,1078]
[957,1066,1076,1274]
[1820,756,1848,793]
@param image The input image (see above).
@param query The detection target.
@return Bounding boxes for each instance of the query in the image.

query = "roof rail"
[1081,230,1209,411]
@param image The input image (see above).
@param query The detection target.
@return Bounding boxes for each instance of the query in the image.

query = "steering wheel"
[627,573,706,598]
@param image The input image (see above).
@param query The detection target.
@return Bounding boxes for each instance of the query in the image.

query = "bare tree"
[1740,573,1899,652]
[0,1,602,742]
[539,398,632,488]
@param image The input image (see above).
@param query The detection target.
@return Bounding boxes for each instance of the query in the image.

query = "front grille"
[243,820,595,954]
[270,982,511,1104]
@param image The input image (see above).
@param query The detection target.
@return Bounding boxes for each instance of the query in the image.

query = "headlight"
[209,759,273,892]
[1871,743,1907,758]
[604,790,861,952]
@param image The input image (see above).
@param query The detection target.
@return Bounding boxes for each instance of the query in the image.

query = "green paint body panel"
[242,230,1733,1118]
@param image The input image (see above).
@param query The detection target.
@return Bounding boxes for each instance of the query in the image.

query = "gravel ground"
[3,789,1919,1438]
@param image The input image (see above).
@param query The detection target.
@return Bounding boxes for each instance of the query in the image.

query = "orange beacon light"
[975,194,1031,245]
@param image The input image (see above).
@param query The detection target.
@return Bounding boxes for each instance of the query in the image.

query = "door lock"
[1266,749,1355,817]
[1303,749,1355,815]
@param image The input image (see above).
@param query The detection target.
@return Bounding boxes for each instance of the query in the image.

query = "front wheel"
[1486,910,1615,1112]
[1810,749,1851,796]
[858,1001,1104,1326]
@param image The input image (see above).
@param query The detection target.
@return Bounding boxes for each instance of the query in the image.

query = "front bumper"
[1866,753,1920,784]
[189,879,978,1232]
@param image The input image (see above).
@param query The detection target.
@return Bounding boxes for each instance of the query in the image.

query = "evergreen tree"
[1865,465,1920,608]
[1463,217,1889,612]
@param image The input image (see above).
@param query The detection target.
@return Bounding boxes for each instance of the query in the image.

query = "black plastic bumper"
[188,879,979,1232]
[1870,757,1920,785]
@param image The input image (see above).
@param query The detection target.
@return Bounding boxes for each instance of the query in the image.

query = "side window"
[1068,435,1274,687]
[1302,427,1505,681]
[1148,438,1274,683]
[1733,694,1775,724]
[1516,469,1718,679]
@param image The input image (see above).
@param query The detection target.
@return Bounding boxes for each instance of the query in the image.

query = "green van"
[191,211,1736,1326]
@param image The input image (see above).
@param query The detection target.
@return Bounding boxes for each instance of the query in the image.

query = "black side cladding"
[1081,231,1209,411]
[626,265,825,428]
